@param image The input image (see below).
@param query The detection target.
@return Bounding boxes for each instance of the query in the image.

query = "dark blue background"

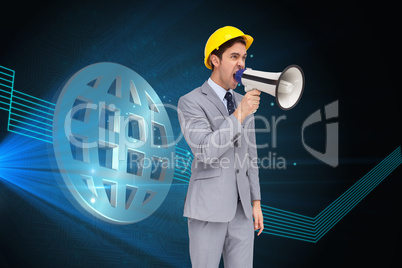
[0,0,400,267]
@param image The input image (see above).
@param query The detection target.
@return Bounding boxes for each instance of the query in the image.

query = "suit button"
[236,169,239,174]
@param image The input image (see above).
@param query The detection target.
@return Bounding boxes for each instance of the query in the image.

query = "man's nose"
[237,58,245,69]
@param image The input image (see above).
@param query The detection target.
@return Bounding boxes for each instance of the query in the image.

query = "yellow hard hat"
[204,26,253,70]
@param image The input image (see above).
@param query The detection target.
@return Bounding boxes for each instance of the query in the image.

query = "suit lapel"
[201,81,228,117]
[201,81,245,117]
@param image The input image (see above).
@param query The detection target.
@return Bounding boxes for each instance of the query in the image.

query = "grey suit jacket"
[178,81,261,222]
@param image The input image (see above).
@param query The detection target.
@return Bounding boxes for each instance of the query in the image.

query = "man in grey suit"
[178,26,264,267]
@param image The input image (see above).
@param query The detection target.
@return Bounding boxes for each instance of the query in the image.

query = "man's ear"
[210,54,220,68]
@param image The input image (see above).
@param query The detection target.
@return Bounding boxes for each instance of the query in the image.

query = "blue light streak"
[0,132,184,267]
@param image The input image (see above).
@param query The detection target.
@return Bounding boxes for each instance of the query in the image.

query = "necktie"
[224,92,235,115]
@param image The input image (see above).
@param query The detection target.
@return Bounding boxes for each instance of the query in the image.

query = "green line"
[173,176,190,183]
[261,230,315,243]
[11,107,53,122]
[0,65,15,73]
[8,129,53,144]
[0,82,12,89]
[315,153,398,234]
[314,154,400,241]
[0,87,12,95]
[11,112,53,128]
[0,94,10,101]
[0,70,14,77]
[12,99,54,116]
[262,226,315,242]
[0,99,10,107]
[13,94,55,111]
[264,216,315,232]
[10,118,52,133]
[261,207,314,226]
[8,123,53,139]
[315,147,400,224]
[14,89,56,106]
[0,77,12,85]
[262,205,314,221]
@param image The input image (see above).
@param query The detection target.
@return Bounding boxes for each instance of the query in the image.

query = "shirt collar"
[207,78,234,102]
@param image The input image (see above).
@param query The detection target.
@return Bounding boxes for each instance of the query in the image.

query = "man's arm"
[177,95,242,164]
[248,116,264,236]
[252,200,264,236]
[242,90,263,235]
[245,113,260,201]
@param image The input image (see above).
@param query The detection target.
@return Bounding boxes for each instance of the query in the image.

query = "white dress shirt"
[208,78,237,110]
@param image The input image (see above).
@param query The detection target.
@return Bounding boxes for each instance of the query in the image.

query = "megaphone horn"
[235,65,305,110]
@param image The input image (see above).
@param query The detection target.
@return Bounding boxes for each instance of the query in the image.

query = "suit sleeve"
[245,115,261,201]
[178,95,242,164]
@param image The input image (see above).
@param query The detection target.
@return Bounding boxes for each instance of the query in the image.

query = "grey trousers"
[187,201,254,268]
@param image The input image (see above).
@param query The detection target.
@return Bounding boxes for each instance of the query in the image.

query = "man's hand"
[233,89,260,124]
[252,200,264,236]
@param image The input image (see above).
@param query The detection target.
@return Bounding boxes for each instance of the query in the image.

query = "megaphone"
[235,65,305,110]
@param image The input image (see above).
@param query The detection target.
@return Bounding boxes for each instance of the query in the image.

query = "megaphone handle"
[244,85,253,92]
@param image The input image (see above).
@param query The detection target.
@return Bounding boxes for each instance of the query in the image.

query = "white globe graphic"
[52,62,175,224]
